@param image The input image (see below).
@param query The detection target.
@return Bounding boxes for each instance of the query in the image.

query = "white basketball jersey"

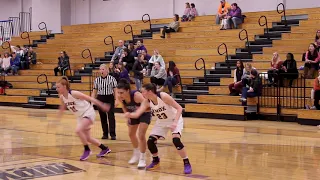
[61,91,93,117]
[149,93,182,123]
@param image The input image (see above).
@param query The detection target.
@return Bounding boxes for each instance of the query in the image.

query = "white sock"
[140,153,145,159]
[133,148,139,153]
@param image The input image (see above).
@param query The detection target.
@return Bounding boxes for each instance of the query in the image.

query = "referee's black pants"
[97,94,116,138]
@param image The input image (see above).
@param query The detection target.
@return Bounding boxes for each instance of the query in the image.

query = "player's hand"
[168,122,178,132]
[124,112,131,119]
[101,103,111,112]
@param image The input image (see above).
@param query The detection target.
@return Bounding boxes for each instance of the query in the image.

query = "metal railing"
[37,74,50,95]
[239,29,251,54]
[0,26,4,43]
[217,43,230,68]
[258,16,270,40]
[7,18,19,36]
[104,35,115,53]
[258,72,306,121]
[90,72,100,96]
[38,22,49,37]
[142,14,152,33]
[29,7,32,31]
[19,12,31,32]
[0,20,14,42]
[20,31,31,47]
[1,41,11,54]
[124,24,134,41]
[81,48,94,65]
[277,3,287,26]
[194,58,207,84]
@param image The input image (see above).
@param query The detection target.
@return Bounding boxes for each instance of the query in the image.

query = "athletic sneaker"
[80,150,91,161]
[96,148,111,158]
[146,160,160,170]
[184,164,192,174]
[137,154,146,168]
[128,149,140,164]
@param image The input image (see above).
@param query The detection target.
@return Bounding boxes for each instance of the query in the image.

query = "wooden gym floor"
[0,106,320,180]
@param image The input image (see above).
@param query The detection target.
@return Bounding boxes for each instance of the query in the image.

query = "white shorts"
[77,108,96,125]
[150,116,183,139]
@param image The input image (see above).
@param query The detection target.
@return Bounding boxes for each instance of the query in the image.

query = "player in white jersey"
[125,83,192,174]
[56,77,111,161]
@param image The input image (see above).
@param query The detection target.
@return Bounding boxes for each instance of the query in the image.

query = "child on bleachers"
[0,53,12,76]
[181,2,191,22]
[188,3,198,21]
[303,43,320,79]
[10,52,20,76]
[220,8,231,30]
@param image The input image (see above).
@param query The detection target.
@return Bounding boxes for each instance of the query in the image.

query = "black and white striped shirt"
[94,75,117,95]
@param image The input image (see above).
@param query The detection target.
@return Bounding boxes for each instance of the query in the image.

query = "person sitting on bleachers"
[134,41,147,57]
[303,43,320,79]
[215,0,230,25]
[311,70,320,110]
[10,52,20,76]
[229,60,245,96]
[108,62,120,81]
[141,50,151,62]
[111,40,126,64]
[267,52,284,86]
[0,53,12,76]
[160,14,180,39]
[54,51,70,76]
[181,2,191,22]
[220,7,231,30]
[132,54,146,91]
[147,49,165,76]
[128,43,135,57]
[27,47,37,65]
[150,62,167,87]
[282,53,299,87]
[120,49,135,72]
[239,69,262,105]
[188,3,198,21]
[117,62,130,83]
[157,61,180,96]
[242,63,256,86]
[225,3,243,29]
[315,30,320,52]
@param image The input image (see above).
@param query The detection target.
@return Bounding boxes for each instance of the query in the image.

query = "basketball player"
[56,77,111,161]
[124,83,192,174]
[117,79,151,168]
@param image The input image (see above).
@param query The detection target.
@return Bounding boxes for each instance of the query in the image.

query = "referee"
[92,64,118,140]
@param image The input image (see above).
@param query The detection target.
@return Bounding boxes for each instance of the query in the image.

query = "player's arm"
[72,90,110,112]
[160,92,183,123]
[133,91,146,104]
[125,99,150,119]
[91,89,97,99]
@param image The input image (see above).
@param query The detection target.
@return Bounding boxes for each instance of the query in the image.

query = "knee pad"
[173,137,184,150]
[147,136,158,154]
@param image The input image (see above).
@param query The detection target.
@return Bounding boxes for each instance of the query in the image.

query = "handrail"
[258,16,270,40]
[38,22,49,37]
[142,14,152,33]
[217,43,230,68]
[238,29,251,55]
[81,48,94,65]
[124,24,134,40]
[104,35,115,53]
[1,41,11,54]
[277,3,287,26]
[29,7,32,31]
[194,58,207,84]
[20,31,31,47]
[0,26,4,42]
[37,74,50,95]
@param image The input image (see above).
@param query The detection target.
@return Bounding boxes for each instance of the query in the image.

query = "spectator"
[16,45,24,57]
[108,62,120,81]
[148,49,165,76]
[267,52,283,86]
[150,62,167,87]
[226,3,242,29]
[111,40,126,63]
[27,47,37,65]
[117,62,130,83]
[181,2,191,22]
[10,52,20,75]
[157,61,180,96]
[141,50,151,62]
[132,54,146,91]
[128,43,136,57]
[160,14,180,39]
[215,0,231,25]
[134,41,147,56]
[315,30,320,52]
[0,53,12,76]
[229,60,245,96]
[303,43,320,79]
[54,51,70,76]
[239,69,262,106]
[120,49,135,72]
[242,63,256,87]
[220,7,231,30]
[282,53,299,87]
[188,3,198,21]
[312,70,320,110]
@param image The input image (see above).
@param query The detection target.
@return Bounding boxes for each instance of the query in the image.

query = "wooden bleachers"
[1,7,320,125]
